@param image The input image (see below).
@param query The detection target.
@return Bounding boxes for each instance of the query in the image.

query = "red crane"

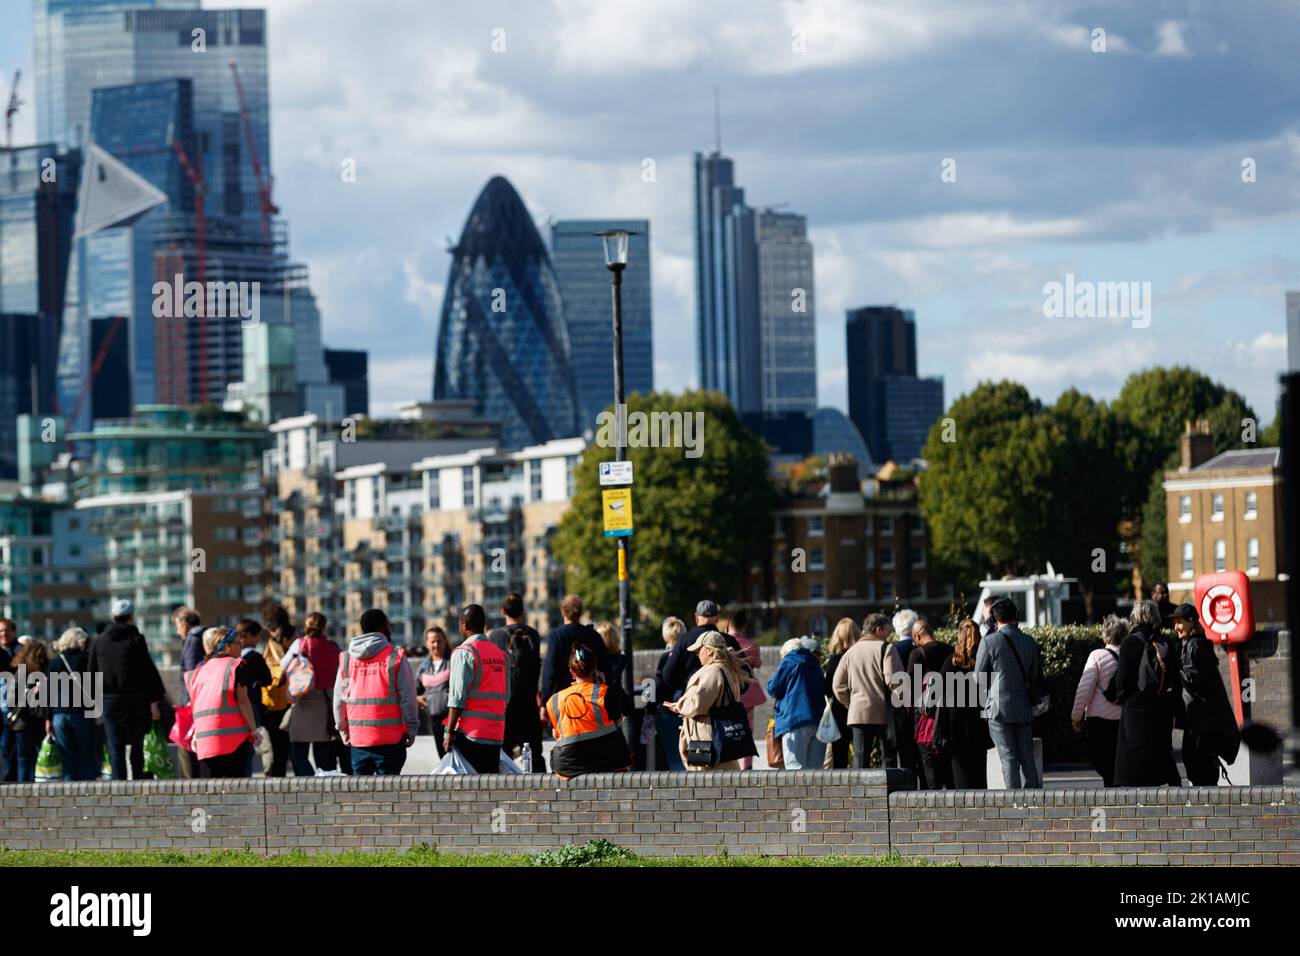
[169,130,209,402]
[65,313,128,436]
[228,58,277,239]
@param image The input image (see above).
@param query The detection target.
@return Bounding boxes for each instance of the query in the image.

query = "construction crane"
[227,58,277,239]
[168,129,210,402]
[4,70,20,151]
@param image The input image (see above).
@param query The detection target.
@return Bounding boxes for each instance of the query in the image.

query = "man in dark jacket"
[490,592,545,771]
[1173,603,1240,785]
[658,600,740,703]
[540,594,609,703]
[89,599,166,780]
[1112,600,1182,786]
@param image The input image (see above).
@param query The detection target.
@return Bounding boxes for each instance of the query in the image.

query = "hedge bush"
[933,625,1105,763]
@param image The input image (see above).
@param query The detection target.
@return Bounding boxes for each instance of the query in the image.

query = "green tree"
[551,390,773,624]
[1048,389,1126,612]
[1112,367,1256,586]
[918,382,1068,583]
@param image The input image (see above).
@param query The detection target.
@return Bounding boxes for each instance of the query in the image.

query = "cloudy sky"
[4,0,1297,422]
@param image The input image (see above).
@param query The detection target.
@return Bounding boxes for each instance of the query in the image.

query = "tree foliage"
[551,390,773,623]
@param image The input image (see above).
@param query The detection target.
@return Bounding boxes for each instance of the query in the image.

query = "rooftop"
[1192,448,1281,472]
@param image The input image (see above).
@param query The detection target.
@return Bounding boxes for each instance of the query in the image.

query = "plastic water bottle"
[520,743,533,772]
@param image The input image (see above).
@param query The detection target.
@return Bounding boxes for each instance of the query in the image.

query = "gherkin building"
[433,176,580,449]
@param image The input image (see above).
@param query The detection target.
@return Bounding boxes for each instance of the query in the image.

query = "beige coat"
[675,661,744,771]
[832,637,901,726]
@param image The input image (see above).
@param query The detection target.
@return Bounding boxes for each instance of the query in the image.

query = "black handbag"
[685,672,758,767]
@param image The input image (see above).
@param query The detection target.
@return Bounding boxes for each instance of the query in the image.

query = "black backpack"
[1136,632,1174,700]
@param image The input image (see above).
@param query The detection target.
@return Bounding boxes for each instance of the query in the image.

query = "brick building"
[746,456,953,638]
[1163,423,1288,624]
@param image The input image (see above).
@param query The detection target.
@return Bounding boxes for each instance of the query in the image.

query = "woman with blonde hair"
[822,618,859,768]
[651,616,688,770]
[47,628,97,780]
[661,632,755,770]
[184,627,259,778]
[936,619,992,787]
[594,619,626,689]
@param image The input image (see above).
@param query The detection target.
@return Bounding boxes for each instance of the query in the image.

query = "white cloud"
[1154,20,1191,58]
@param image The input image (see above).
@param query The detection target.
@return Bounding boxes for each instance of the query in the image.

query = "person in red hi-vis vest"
[184,627,259,778]
[443,604,509,773]
[332,608,419,775]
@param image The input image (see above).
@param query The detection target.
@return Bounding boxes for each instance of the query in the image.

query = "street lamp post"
[597,229,639,751]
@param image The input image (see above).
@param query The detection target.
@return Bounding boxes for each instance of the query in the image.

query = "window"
[462,467,476,509]
[809,547,825,571]
[566,456,578,499]
[1247,538,1260,574]
[880,516,895,536]
[807,515,824,537]
[1181,541,1193,578]
[1214,540,1226,573]
[1211,494,1224,521]
[1179,495,1192,523]
[880,547,895,570]
[428,470,440,511]
[809,581,825,600]
[530,461,543,502]
[911,547,926,568]
[911,517,924,537]
[880,581,895,602]
[909,581,926,600]
[1244,492,1257,520]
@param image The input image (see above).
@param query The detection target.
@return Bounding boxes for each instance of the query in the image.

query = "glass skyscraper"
[845,306,945,465]
[549,219,652,432]
[0,144,81,477]
[434,176,580,450]
[693,150,816,416]
[35,1,275,421]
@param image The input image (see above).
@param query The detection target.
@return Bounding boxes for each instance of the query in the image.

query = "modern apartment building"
[1164,423,1288,624]
[262,408,501,635]
[68,404,269,657]
[0,495,102,638]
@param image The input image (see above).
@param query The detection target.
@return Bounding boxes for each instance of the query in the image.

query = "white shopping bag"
[498,751,523,774]
[815,701,842,744]
[431,748,477,775]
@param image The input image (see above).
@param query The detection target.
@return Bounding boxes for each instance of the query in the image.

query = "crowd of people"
[0,585,1242,787]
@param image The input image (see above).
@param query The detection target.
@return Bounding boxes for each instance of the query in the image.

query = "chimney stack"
[1179,419,1214,471]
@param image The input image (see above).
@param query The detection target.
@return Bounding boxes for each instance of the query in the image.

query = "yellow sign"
[602,487,634,537]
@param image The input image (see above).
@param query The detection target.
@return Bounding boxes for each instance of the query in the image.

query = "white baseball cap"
[111,598,135,618]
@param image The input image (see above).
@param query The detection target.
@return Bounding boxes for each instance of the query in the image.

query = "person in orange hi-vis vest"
[443,604,509,773]
[546,644,631,779]
[184,627,260,778]
[332,608,419,776]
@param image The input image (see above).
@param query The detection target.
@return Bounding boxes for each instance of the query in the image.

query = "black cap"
[1170,603,1198,621]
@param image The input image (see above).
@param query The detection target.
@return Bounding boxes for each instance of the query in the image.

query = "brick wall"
[889,786,1300,865]
[4,774,1296,863]
[0,770,895,859]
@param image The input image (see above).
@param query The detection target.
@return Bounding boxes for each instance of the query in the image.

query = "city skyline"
[3,0,1297,425]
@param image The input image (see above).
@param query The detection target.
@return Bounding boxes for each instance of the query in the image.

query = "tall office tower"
[434,176,580,450]
[752,209,816,414]
[549,219,652,430]
[0,145,82,477]
[36,3,283,420]
[693,150,746,401]
[1287,291,1300,373]
[324,348,370,418]
[845,306,944,464]
[693,151,816,415]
